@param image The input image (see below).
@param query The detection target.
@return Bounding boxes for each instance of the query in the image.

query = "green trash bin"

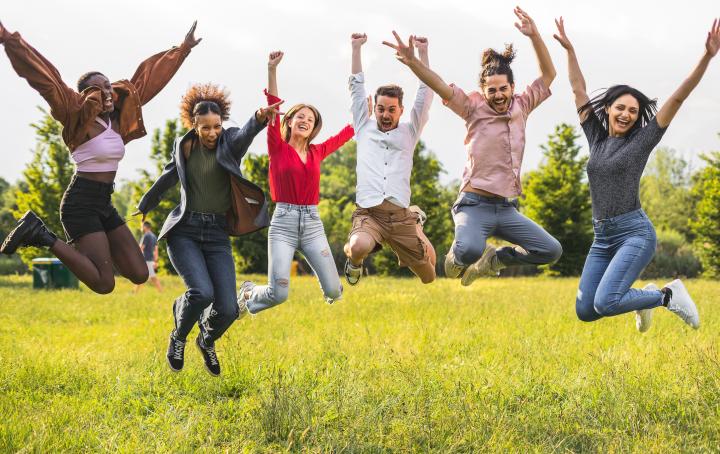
[32,257,79,289]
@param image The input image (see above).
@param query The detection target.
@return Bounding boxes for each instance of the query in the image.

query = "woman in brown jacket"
[0,19,200,294]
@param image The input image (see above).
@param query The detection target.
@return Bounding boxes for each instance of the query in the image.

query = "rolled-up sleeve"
[517,77,551,117]
[349,72,369,130]
[442,84,474,120]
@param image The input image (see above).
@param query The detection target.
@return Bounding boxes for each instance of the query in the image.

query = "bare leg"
[151,276,163,292]
[107,224,149,285]
[344,232,377,266]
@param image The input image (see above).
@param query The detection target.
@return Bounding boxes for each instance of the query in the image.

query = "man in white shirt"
[343,32,435,285]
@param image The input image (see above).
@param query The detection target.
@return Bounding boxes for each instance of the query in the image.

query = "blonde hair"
[281,103,323,144]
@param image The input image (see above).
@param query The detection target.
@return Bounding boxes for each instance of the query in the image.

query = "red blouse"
[265,90,354,205]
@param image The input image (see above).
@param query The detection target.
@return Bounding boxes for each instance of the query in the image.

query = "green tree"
[640,147,694,239]
[689,150,720,277]
[522,123,592,276]
[130,119,187,274]
[13,109,74,266]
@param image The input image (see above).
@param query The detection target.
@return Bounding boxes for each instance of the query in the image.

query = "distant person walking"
[133,222,162,294]
[553,17,719,331]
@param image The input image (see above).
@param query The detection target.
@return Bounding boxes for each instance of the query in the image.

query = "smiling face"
[482,74,514,114]
[288,107,317,140]
[194,112,223,149]
[86,73,114,113]
[606,94,640,137]
[375,95,404,132]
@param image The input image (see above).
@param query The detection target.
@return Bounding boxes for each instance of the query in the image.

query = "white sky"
[1,0,718,186]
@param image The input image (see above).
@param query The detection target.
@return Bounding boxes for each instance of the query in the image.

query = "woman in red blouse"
[238,51,354,314]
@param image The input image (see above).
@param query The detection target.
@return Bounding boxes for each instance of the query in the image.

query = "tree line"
[1,111,719,278]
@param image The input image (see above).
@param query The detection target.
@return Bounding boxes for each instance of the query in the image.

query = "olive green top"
[185,139,232,214]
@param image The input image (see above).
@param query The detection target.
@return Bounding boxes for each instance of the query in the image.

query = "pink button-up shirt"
[444,78,551,197]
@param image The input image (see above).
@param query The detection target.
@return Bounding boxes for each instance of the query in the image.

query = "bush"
[642,228,702,279]
[0,255,28,275]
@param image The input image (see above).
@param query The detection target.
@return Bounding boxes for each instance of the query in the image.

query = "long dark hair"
[479,44,516,87]
[578,85,657,134]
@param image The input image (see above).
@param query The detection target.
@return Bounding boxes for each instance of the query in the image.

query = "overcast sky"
[1,0,718,187]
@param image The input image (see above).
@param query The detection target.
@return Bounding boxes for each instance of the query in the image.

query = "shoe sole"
[166,355,182,373]
[1,211,39,255]
[195,339,220,377]
[344,261,362,286]
[665,279,700,329]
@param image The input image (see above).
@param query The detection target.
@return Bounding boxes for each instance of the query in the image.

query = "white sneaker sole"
[636,283,658,333]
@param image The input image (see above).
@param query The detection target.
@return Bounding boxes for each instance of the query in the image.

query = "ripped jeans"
[246,203,342,314]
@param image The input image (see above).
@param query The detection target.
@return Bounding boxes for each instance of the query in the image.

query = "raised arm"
[129,21,201,105]
[382,31,453,101]
[553,17,590,121]
[351,33,366,74]
[225,102,281,161]
[656,18,719,128]
[0,20,78,123]
[267,51,283,97]
[515,6,556,88]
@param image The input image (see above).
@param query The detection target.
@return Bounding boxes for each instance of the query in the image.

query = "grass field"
[0,274,718,452]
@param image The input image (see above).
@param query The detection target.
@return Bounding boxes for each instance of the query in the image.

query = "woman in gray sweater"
[554,17,719,331]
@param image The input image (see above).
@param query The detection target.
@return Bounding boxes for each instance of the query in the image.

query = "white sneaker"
[663,279,700,329]
[635,283,658,333]
[444,248,466,279]
[237,281,255,319]
[461,245,497,287]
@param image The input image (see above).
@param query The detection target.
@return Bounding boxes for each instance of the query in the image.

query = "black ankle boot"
[0,210,58,255]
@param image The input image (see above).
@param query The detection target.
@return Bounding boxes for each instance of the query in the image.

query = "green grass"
[0,275,718,452]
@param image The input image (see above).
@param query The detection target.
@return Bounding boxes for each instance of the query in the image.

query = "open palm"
[514,6,538,37]
[706,18,720,57]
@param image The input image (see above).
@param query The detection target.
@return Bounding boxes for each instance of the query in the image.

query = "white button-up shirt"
[350,72,433,208]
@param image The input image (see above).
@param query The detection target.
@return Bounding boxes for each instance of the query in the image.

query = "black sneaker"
[344,259,363,286]
[1,210,57,255]
[166,331,185,372]
[195,334,221,377]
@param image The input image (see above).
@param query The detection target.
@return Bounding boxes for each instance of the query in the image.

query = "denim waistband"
[276,202,319,213]
[186,211,227,224]
[592,208,648,227]
[69,174,115,194]
[458,191,512,204]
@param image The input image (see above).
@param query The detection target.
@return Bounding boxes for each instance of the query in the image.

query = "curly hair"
[180,83,231,129]
[479,43,516,87]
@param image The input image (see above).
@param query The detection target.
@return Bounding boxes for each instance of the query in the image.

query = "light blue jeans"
[247,203,342,314]
[576,209,664,322]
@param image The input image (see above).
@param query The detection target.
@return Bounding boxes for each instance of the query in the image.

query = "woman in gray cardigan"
[137,83,281,376]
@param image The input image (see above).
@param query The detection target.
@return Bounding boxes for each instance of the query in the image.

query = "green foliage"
[233,153,271,274]
[2,275,720,451]
[642,228,702,278]
[522,124,592,276]
[640,147,695,239]
[130,119,187,274]
[689,151,720,277]
[13,109,74,267]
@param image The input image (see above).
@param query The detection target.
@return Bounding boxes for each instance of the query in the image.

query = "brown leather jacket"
[0,29,192,150]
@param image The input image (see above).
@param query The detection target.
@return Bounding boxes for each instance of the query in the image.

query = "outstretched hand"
[382,31,417,66]
[351,33,367,48]
[553,16,573,50]
[256,100,284,126]
[268,51,284,69]
[706,18,720,57]
[183,21,202,48]
[514,6,539,37]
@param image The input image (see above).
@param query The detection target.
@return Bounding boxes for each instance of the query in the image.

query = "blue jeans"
[451,192,563,267]
[166,212,237,344]
[576,209,664,322]
[247,203,342,314]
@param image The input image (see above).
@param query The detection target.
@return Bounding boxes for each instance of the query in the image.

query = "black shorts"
[59,175,126,243]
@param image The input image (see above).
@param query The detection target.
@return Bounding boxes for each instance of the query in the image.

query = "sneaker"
[635,283,658,333]
[408,205,427,226]
[444,248,467,279]
[195,334,221,376]
[1,210,57,255]
[461,245,497,287]
[344,259,363,286]
[663,279,700,329]
[166,331,185,372]
[237,281,255,319]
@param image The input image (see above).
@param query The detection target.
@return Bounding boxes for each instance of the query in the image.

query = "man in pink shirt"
[384,6,562,285]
